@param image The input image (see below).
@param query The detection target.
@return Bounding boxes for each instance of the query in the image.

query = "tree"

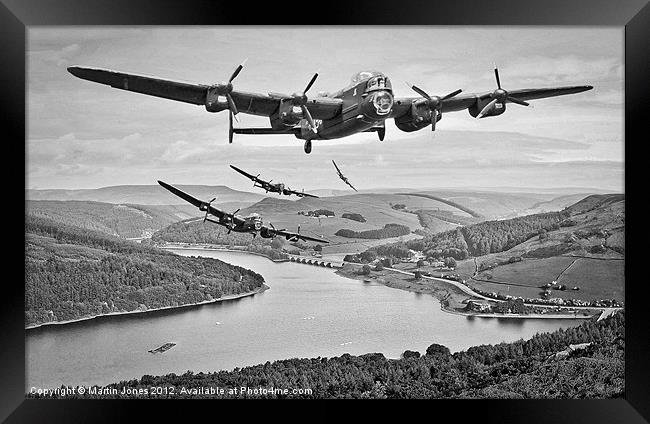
[360,265,371,275]
[426,343,451,358]
[374,263,384,271]
[401,350,421,359]
[538,229,548,241]
[313,244,323,252]
[360,250,377,263]
[416,260,426,268]
[444,257,457,269]
[414,270,422,280]
[270,237,284,250]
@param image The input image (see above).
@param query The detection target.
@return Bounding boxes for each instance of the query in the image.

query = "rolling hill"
[454,194,625,302]
[25,215,266,327]
[27,184,266,205]
[27,200,200,239]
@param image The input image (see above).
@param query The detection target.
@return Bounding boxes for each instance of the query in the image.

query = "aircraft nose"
[370,90,394,116]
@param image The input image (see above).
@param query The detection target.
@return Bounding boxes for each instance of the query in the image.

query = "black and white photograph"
[22,24,628,402]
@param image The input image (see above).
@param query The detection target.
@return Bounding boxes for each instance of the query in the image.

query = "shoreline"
[159,244,289,262]
[25,285,270,330]
[335,265,597,320]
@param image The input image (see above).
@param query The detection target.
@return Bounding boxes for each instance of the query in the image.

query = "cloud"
[26,27,624,192]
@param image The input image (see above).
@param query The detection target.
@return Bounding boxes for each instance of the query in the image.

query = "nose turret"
[370,90,393,116]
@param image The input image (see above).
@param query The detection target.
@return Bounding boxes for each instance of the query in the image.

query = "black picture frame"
[4,0,647,421]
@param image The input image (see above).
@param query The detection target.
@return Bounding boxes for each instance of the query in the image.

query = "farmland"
[466,256,624,303]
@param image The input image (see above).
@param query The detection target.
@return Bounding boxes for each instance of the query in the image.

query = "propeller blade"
[228,59,247,83]
[301,105,317,132]
[431,109,438,131]
[228,111,234,144]
[226,93,239,116]
[442,89,462,100]
[232,208,240,215]
[494,67,501,89]
[409,83,432,101]
[203,198,215,222]
[477,98,499,119]
[304,73,318,94]
[507,96,530,107]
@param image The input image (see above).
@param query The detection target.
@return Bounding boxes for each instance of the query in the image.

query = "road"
[384,266,623,314]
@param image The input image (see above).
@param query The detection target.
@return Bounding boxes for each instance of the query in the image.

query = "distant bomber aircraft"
[230,165,319,198]
[68,63,593,154]
[332,160,357,192]
[157,180,328,243]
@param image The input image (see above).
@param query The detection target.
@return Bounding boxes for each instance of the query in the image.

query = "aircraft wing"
[266,226,329,244]
[286,188,319,198]
[345,180,358,192]
[157,180,239,223]
[68,66,343,119]
[68,67,209,105]
[332,160,344,178]
[230,165,264,184]
[391,85,593,116]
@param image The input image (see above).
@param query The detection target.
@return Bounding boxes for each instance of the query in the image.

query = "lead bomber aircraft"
[158,180,328,243]
[68,63,593,154]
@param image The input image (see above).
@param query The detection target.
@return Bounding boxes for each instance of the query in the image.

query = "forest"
[335,223,410,240]
[30,312,624,399]
[25,216,265,326]
[27,200,184,238]
[366,211,569,261]
[341,213,366,223]
[151,219,275,246]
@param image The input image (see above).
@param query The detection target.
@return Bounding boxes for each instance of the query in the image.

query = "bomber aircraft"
[332,160,357,192]
[157,180,328,243]
[230,165,319,198]
[68,63,593,154]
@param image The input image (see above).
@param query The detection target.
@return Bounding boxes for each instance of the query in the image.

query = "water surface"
[26,249,584,390]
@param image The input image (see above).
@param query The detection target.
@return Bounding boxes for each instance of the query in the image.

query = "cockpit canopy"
[348,71,392,93]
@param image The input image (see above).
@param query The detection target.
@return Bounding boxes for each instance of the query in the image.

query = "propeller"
[477,66,530,119]
[210,59,246,144]
[270,73,319,133]
[269,223,287,232]
[203,197,217,223]
[225,208,240,234]
[406,83,462,131]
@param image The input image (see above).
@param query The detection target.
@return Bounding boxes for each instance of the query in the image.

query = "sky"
[26,27,624,192]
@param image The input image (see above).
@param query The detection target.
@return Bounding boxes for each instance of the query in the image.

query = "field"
[557,258,624,301]
[238,192,471,255]
[467,256,624,302]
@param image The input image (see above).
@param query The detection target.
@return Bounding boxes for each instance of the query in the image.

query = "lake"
[26,249,585,390]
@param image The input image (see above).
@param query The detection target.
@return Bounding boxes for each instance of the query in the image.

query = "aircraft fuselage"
[299,71,394,141]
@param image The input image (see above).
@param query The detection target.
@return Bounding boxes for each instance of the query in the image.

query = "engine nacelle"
[394,101,436,132]
[259,227,275,239]
[205,84,230,113]
[270,99,302,129]
[468,99,506,118]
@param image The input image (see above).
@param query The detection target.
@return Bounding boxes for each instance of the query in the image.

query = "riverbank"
[336,264,596,320]
[25,285,270,330]
[158,243,289,262]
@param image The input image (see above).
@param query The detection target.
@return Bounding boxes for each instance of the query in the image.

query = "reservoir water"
[26,249,586,390]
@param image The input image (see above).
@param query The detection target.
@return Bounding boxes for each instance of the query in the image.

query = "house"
[466,300,492,313]
[407,250,426,263]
